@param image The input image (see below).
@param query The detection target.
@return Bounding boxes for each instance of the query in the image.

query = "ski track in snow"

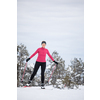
[17,86,84,100]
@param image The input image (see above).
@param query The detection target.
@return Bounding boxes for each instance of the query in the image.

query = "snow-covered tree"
[63,58,84,89]
[21,63,34,86]
[70,58,84,85]
[17,43,29,87]
[46,51,65,88]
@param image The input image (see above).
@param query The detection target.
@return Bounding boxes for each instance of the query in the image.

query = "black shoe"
[41,86,45,89]
[26,80,32,86]
[41,83,45,89]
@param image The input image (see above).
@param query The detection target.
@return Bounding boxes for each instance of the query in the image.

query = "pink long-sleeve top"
[29,47,54,62]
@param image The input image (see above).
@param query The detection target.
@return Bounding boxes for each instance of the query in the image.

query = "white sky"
[17,0,84,69]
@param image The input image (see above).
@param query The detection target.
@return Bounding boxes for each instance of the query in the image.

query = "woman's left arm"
[47,49,58,65]
[47,49,55,61]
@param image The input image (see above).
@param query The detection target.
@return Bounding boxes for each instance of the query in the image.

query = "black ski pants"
[30,61,46,83]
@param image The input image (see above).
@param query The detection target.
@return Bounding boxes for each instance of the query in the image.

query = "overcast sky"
[17,0,84,69]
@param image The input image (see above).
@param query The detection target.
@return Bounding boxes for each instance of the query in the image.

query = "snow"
[75,74,80,77]
[46,65,51,69]
[17,85,84,100]
[27,63,34,68]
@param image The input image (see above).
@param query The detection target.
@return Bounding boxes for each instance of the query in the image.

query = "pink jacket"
[30,47,54,62]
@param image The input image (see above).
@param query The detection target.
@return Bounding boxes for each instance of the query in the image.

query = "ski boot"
[41,83,45,89]
[25,80,32,87]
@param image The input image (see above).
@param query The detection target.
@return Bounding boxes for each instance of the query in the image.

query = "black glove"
[26,58,30,62]
[53,60,58,65]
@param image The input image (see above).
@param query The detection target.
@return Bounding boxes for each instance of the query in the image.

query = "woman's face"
[42,43,46,48]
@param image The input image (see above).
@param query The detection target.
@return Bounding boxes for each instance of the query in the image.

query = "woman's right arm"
[26,48,39,62]
[29,48,39,59]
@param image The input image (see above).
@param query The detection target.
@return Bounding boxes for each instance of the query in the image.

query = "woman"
[26,41,58,89]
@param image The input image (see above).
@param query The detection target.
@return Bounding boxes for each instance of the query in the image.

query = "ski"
[23,86,31,88]
[39,88,53,90]
[22,86,53,90]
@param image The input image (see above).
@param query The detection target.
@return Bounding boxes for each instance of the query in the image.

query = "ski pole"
[21,62,27,82]
[48,64,56,83]
[64,84,66,87]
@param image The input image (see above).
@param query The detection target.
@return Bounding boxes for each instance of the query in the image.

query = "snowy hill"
[17,85,84,100]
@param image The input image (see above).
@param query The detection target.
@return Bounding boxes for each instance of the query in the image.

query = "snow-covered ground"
[17,85,84,100]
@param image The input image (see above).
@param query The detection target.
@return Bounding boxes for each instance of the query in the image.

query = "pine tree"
[21,63,34,86]
[17,43,29,87]
[63,58,84,89]
[70,58,84,85]
[46,51,65,88]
